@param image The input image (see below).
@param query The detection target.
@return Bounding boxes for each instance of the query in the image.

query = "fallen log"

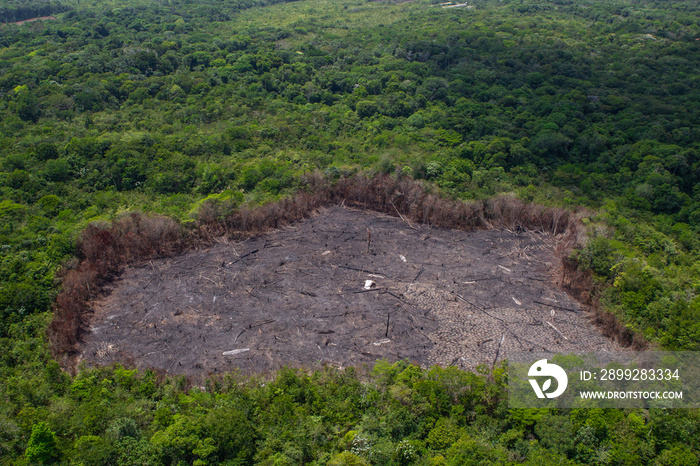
[533,300,580,313]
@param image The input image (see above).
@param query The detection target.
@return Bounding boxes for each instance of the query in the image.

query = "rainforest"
[0,0,699,464]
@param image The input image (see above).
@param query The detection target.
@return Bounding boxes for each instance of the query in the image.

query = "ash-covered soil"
[80,206,615,378]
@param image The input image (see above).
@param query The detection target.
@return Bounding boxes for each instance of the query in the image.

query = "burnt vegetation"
[50,174,641,364]
[80,206,617,377]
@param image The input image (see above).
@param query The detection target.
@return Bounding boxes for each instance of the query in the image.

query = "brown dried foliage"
[49,214,183,357]
[50,174,644,360]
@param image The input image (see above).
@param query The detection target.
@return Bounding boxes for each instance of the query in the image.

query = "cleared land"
[80,206,615,377]
[7,15,57,25]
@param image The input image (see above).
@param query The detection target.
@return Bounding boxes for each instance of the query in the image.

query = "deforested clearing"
[79,206,616,378]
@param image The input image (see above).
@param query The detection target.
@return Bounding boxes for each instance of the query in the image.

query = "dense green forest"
[1,0,699,463]
[0,1,70,24]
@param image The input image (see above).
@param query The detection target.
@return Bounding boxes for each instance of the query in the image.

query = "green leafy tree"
[328,451,370,466]
[25,422,59,464]
[16,93,41,123]
[445,436,508,465]
[35,143,59,161]
[427,418,461,452]
[654,445,699,466]
[356,100,378,119]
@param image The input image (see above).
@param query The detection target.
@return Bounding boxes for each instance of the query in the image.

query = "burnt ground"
[79,206,616,378]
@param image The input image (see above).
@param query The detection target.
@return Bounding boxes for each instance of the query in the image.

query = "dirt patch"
[79,206,615,378]
[7,16,57,25]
